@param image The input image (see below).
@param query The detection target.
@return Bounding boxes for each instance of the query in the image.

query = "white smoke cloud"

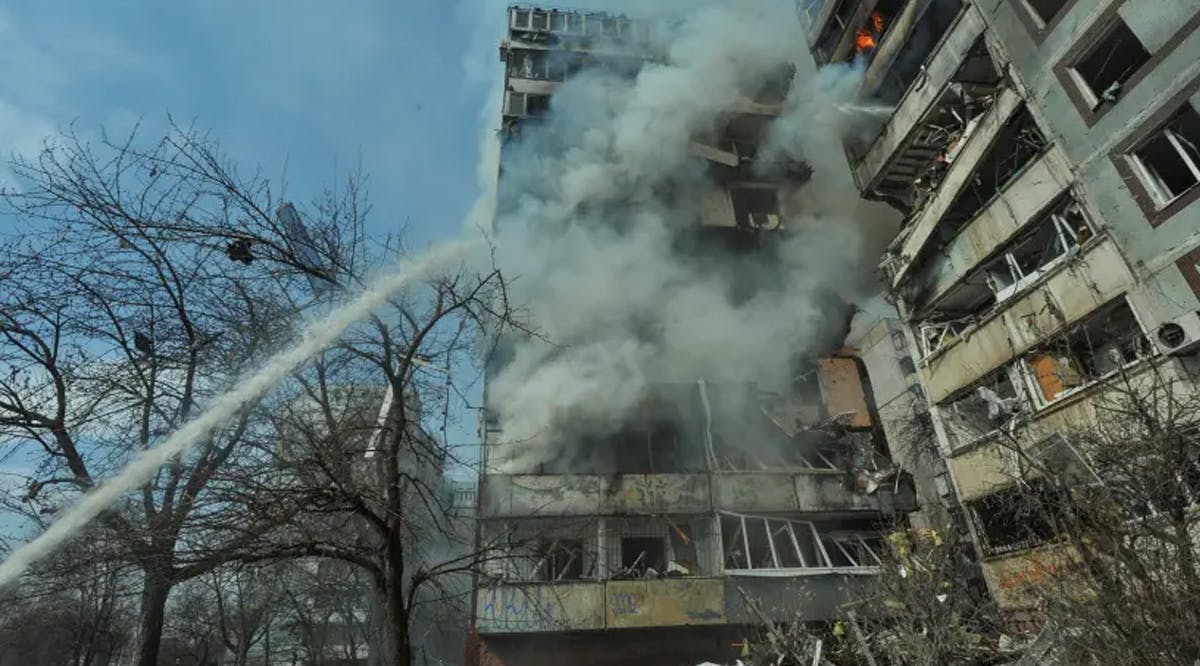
[474,0,899,471]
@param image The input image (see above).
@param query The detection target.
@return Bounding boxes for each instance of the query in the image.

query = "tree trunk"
[377,544,413,666]
[136,573,173,666]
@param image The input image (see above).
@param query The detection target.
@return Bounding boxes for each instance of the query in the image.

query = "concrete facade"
[817,0,1200,618]
[469,6,923,664]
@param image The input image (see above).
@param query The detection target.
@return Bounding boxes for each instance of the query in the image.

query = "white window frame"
[1128,126,1200,208]
[719,512,883,576]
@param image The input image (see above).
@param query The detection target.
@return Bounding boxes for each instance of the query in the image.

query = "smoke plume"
[484,0,899,472]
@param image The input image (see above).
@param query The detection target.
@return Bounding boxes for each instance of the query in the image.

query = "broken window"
[512,9,531,30]
[940,367,1025,450]
[984,198,1093,304]
[938,107,1048,237]
[1019,299,1151,406]
[620,537,666,576]
[1069,18,1150,111]
[721,513,884,573]
[1023,0,1065,25]
[795,0,825,27]
[969,479,1062,556]
[730,187,782,230]
[1127,103,1200,208]
[814,0,854,62]
[534,539,585,581]
[530,10,549,31]
[614,421,685,474]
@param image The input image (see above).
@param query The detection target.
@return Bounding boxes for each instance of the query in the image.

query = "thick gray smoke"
[485,0,898,472]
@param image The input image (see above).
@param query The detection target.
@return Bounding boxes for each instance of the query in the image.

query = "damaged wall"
[484,0,903,473]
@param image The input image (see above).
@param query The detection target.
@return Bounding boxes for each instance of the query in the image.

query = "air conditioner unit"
[1155,311,1200,355]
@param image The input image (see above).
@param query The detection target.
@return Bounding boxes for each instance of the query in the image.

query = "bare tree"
[0,123,365,666]
[976,359,1200,665]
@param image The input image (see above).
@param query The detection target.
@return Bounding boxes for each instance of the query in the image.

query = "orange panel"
[817,358,872,429]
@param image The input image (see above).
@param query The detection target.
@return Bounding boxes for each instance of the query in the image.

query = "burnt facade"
[469,6,921,665]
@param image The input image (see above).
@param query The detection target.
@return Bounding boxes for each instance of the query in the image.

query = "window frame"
[719,512,883,576]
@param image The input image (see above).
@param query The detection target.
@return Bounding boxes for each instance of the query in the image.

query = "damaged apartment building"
[810,0,1200,626]
[468,6,921,665]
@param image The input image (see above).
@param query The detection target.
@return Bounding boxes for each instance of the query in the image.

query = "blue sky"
[0,0,506,246]
[0,2,511,494]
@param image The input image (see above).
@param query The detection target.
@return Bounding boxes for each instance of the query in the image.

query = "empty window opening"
[1070,18,1150,111]
[504,92,550,118]
[938,107,1048,237]
[534,539,585,581]
[1128,103,1200,208]
[720,512,883,572]
[969,480,1061,556]
[614,421,684,474]
[730,187,782,230]
[940,368,1025,450]
[873,0,967,105]
[1020,299,1151,405]
[1023,0,1065,26]
[815,0,855,62]
[620,537,666,577]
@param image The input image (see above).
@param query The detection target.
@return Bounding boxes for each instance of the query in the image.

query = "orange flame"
[855,11,885,53]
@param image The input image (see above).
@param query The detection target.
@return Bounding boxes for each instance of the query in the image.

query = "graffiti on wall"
[476,584,604,633]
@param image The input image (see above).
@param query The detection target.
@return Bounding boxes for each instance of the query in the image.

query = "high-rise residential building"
[468,6,923,665]
[815,0,1200,624]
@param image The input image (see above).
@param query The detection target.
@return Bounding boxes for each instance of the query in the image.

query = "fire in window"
[1069,18,1150,111]
[1128,103,1200,208]
[851,0,901,59]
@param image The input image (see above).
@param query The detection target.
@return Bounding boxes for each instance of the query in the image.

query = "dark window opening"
[535,539,585,581]
[1129,103,1200,207]
[730,187,781,230]
[621,537,665,576]
[873,1,966,104]
[615,422,683,474]
[969,479,1061,556]
[938,107,1047,238]
[1072,19,1150,110]
[815,0,854,62]
[1024,0,1065,25]
[530,10,549,31]
[525,94,550,116]
[1024,299,1150,404]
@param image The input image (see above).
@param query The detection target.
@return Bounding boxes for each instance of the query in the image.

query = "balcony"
[887,87,1028,286]
[854,4,987,196]
[902,146,1075,314]
[479,471,917,518]
[919,238,1134,404]
[474,574,880,634]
